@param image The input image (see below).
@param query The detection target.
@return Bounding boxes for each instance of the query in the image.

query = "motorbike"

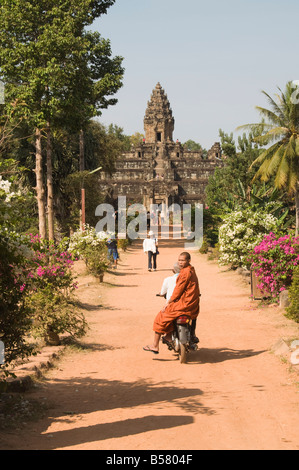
[156,294,199,363]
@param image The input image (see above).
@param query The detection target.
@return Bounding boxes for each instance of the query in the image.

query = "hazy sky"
[93,0,298,150]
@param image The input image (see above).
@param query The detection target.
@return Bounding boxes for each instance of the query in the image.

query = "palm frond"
[254,147,284,183]
[242,84,299,200]
[274,151,289,189]
[266,145,287,178]
[272,135,296,190]
[255,106,284,126]
[236,122,272,132]
[288,171,298,193]
[250,141,282,170]
[253,126,289,145]
[261,90,285,120]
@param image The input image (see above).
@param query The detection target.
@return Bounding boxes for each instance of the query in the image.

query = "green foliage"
[20,234,88,342]
[246,83,299,194]
[129,132,145,149]
[0,235,35,374]
[238,82,299,234]
[0,159,37,231]
[117,238,131,251]
[199,236,209,254]
[0,0,124,240]
[204,125,295,248]
[205,129,261,209]
[0,166,87,370]
[84,121,127,174]
[0,0,124,131]
[0,165,39,375]
[202,206,222,247]
[183,140,203,151]
[286,266,299,323]
[69,226,109,277]
[218,206,278,269]
[27,288,87,340]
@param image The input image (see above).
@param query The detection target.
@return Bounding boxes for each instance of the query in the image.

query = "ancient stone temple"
[99,83,222,208]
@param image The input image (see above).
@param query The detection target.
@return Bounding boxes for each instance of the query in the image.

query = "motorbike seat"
[175,315,191,325]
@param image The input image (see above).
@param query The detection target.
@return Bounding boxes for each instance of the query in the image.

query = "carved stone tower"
[144,83,174,143]
[99,82,223,211]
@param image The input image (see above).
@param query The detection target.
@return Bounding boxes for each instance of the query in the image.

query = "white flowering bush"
[218,206,278,269]
[69,225,106,254]
[69,225,110,277]
[0,175,36,377]
[0,175,11,194]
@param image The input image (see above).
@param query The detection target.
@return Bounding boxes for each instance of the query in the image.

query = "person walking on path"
[143,252,200,354]
[143,230,159,271]
[106,235,119,269]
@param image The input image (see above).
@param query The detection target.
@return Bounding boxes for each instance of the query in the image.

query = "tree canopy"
[239,82,299,235]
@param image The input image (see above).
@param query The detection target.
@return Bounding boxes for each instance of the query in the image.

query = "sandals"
[143,345,159,355]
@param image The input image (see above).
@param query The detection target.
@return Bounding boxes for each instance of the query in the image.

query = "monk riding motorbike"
[156,294,199,363]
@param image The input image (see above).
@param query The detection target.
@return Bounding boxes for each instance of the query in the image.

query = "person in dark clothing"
[106,236,119,268]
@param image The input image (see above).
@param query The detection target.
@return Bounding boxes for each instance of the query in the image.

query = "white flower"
[218,206,278,267]
[0,176,11,194]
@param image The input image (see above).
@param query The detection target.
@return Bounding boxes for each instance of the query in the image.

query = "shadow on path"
[39,414,194,449]
[188,347,266,364]
[9,376,213,450]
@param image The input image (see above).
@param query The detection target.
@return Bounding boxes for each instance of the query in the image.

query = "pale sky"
[92,0,298,150]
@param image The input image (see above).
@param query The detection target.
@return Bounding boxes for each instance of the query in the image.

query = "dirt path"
[1,239,299,450]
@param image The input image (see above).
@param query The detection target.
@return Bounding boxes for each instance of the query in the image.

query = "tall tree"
[205,129,261,207]
[0,0,124,239]
[239,82,299,235]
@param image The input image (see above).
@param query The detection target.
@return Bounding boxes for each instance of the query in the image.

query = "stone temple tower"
[99,82,223,209]
[144,83,174,143]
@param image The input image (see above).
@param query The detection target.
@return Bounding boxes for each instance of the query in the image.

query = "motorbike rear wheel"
[179,343,188,364]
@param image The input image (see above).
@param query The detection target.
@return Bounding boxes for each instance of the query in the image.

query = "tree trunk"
[46,123,54,241]
[35,128,46,239]
[295,182,299,237]
[79,129,84,171]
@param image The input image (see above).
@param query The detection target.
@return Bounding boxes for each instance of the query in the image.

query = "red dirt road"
[1,239,299,450]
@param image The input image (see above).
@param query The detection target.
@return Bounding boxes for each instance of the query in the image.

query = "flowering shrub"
[218,207,278,268]
[249,233,299,301]
[0,176,36,376]
[23,235,87,342]
[28,234,77,292]
[0,232,35,378]
[69,226,109,277]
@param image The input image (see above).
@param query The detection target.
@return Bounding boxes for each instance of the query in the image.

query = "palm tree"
[238,81,299,235]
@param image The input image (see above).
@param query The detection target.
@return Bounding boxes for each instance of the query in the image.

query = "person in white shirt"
[159,262,181,301]
[143,230,158,271]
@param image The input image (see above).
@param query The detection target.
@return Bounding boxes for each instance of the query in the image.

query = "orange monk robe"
[153,265,200,335]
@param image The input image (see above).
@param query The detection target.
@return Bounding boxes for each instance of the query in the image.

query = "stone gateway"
[100,83,223,209]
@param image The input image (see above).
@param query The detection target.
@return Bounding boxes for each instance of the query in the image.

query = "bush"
[0,173,37,376]
[24,234,87,342]
[285,266,299,322]
[117,238,131,251]
[69,226,108,277]
[0,232,35,376]
[199,236,209,254]
[249,233,299,301]
[218,206,278,269]
[27,288,87,341]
